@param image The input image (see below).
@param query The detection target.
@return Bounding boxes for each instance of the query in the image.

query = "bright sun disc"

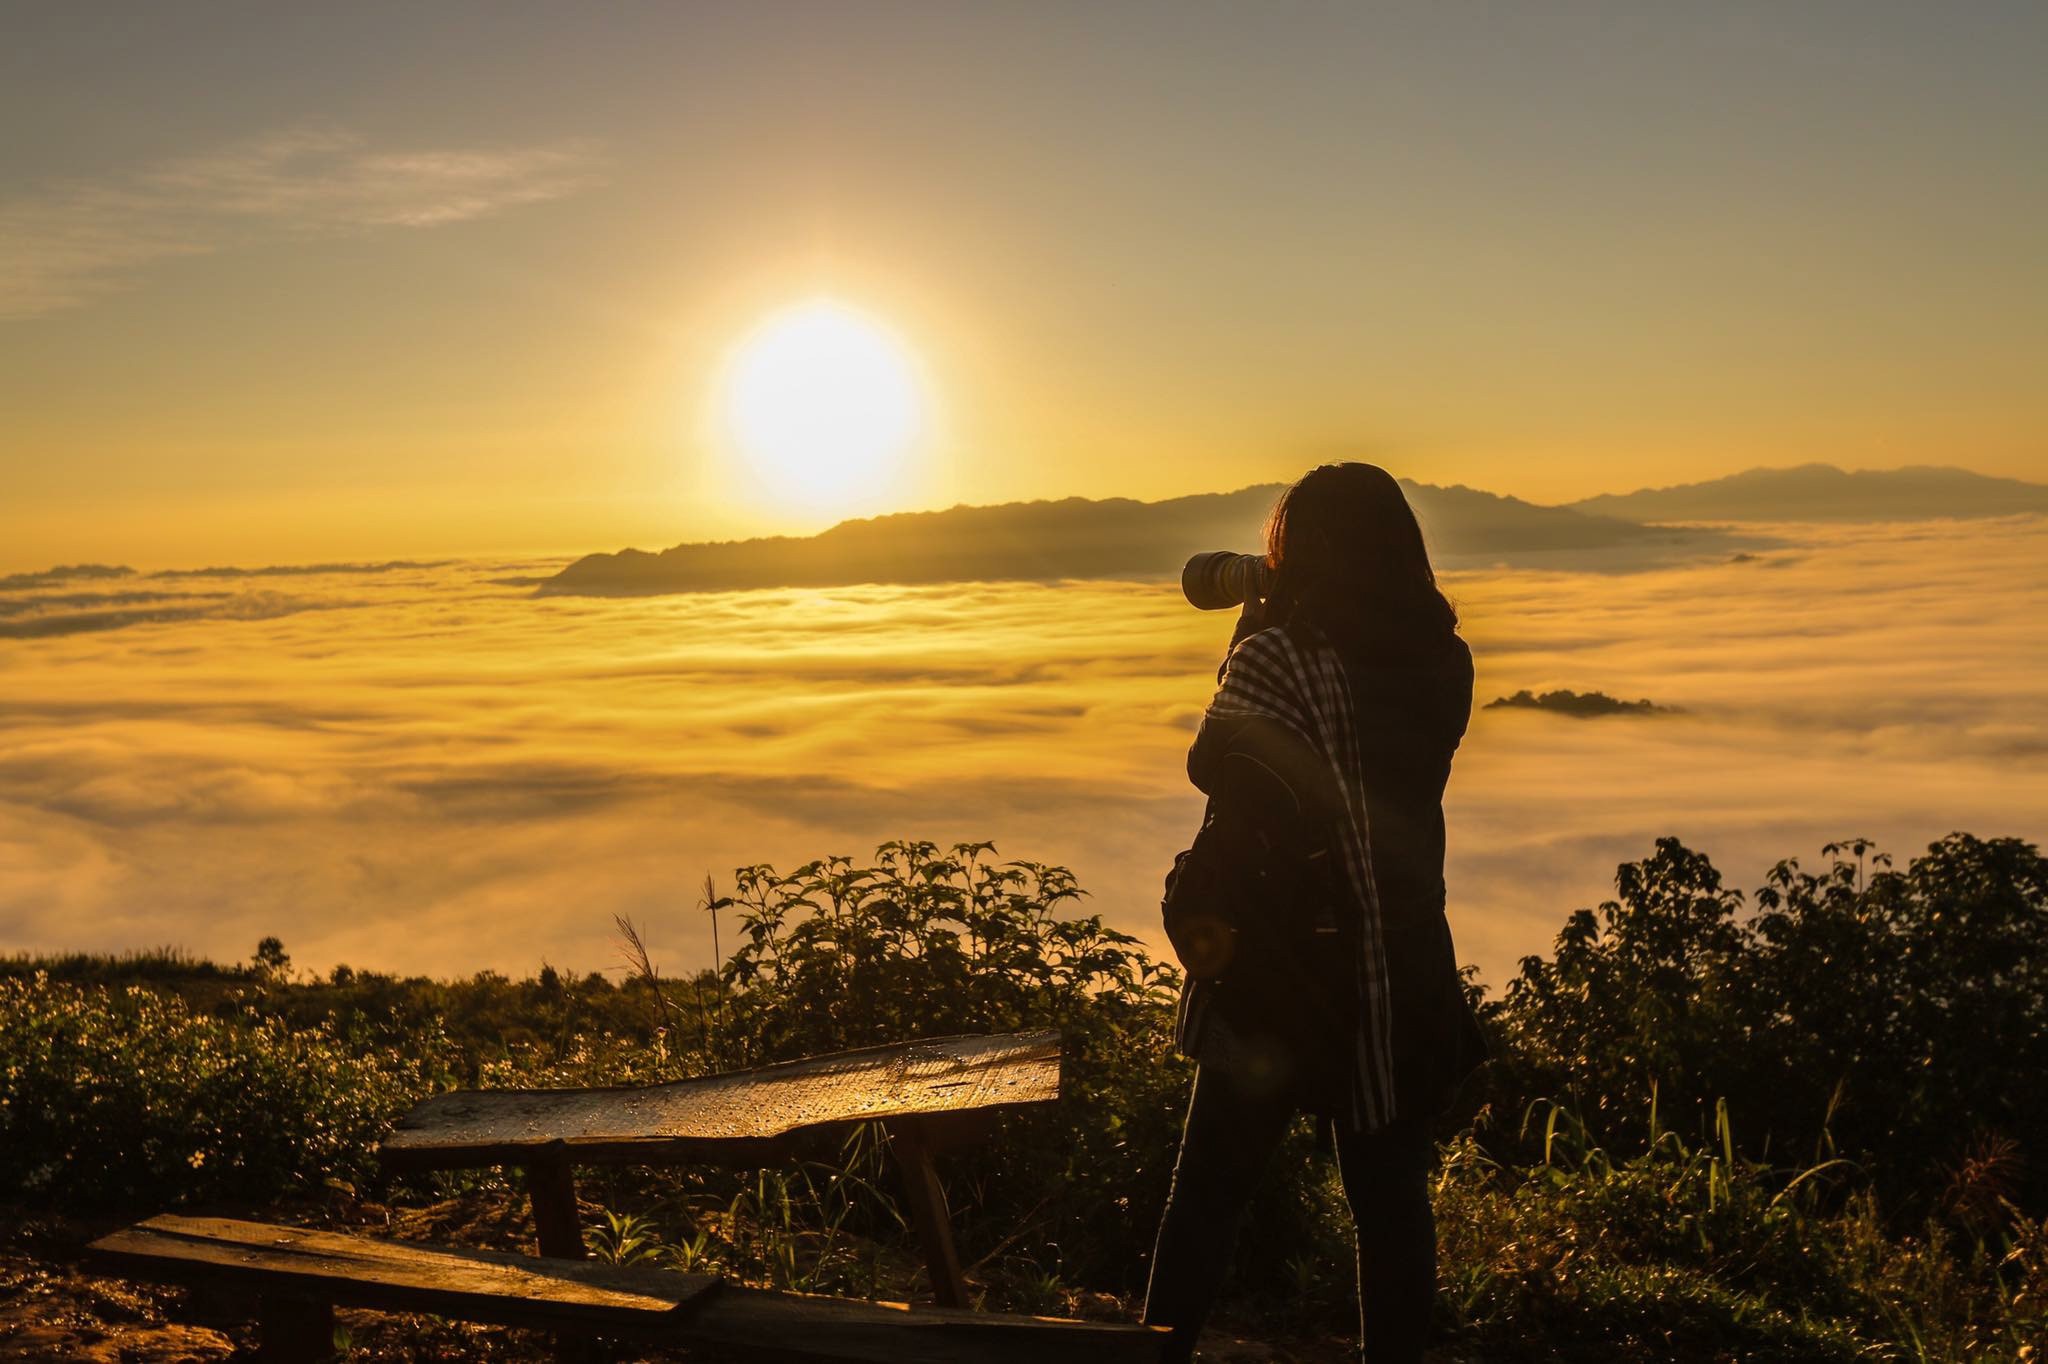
[721,299,923,503]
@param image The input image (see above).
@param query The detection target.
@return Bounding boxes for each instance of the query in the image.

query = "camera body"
[1181,551,1273,610]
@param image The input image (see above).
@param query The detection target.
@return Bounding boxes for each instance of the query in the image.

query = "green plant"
[1497,834,2048,1220]
[583,1208,670,1267]
[0,973,449,1207]
[706,840,1190,1289]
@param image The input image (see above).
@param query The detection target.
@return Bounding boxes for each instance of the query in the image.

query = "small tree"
[1503,838,1748,1141]
[252,936,291,981]
[1748,833,2048,1213]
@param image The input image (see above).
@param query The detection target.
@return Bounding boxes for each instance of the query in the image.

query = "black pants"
[1142,1021,1438,1363]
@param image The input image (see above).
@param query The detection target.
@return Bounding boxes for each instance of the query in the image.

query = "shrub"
[0,973,449,1207]
[1499,834,2048,1218]
[707,840,1193,1290]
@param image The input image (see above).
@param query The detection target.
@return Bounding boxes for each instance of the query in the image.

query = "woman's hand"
[1227,593,1270,653]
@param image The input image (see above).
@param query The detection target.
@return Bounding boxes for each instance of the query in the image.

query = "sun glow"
[719,299,924,508]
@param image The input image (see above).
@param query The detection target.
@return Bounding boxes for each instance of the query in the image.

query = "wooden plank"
[885,1118,969,1309]
[381,1030,1060,1169]
[94,1216,1168,1363]
[674,1289,1171,1364]
[89,1216,717,1331]
[97,1216,1167,1362]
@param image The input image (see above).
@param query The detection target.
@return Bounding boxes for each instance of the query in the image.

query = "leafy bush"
[1747,834,2048,1215]
[709,840,1192,1290]
[1499,833,2048,1218]
[0,973,449,1207]
[0,946,675,1071]
[1498,838,1749,1142]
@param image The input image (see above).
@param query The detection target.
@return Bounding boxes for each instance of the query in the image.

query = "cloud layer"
[0,130,599,318]
[1,519,2042,991]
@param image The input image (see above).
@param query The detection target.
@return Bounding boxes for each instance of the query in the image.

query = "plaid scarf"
[1205,621,1396,1131]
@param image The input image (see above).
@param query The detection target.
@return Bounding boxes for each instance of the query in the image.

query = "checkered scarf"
[1205,622,1395,1131]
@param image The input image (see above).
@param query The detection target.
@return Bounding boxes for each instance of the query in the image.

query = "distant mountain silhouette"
[1567,464,2048,523]
[541,481,1748,597]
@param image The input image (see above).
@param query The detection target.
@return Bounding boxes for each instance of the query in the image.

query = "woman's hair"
[1264,462,1458,642]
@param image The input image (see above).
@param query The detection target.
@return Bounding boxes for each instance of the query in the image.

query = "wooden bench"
[379,1030,1064,1309]
[89,1214,1168,1363]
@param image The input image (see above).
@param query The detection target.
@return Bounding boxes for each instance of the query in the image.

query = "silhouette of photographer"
[1147,463,1485,1362]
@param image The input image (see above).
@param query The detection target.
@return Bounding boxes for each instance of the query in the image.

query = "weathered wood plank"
[382,1030,1061,1168]
[88,1216,716,1330]
[93,1216,1171,1362]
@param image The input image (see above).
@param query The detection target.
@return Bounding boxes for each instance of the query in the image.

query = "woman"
[1145,462,1485,1362]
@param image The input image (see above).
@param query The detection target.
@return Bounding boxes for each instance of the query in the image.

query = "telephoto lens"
[1181,551,1273,610]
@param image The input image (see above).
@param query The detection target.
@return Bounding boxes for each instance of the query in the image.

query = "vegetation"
[1483,688,1674,717]
[0,974,447,1207]
[1498,834,2048,1216]
[2,833,2043,1360]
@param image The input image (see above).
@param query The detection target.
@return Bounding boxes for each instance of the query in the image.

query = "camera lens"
[1182,551,1270,611]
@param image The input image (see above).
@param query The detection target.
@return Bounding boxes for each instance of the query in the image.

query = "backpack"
[1165,788,1348,960]
[1163,803,1357,1070]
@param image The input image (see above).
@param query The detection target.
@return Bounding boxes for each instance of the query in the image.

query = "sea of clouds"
[1,516,2042,993]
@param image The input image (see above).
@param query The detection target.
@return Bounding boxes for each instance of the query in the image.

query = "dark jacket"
[1173,620,1484,1123]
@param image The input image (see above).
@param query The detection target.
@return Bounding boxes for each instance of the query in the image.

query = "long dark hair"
[1264,462,1458,645]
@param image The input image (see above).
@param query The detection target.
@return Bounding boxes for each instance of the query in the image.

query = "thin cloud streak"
[0,129,602,319]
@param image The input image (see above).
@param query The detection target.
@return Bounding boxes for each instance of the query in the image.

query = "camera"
[1181,551,1273,611]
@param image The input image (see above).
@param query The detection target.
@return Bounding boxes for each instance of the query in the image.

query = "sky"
[2,5,2045,987]
[5,1,2046,570]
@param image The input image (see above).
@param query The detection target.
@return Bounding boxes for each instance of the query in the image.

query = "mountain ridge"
[1568,462,2048,522]
[539,479,1745,597]
[14,465,2030,595]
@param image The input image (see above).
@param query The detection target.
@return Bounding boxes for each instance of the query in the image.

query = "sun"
[718,298,924,507]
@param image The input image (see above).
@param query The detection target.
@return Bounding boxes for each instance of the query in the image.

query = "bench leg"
[258,1294,334,1363]
[522,1146,601,1362]
[524,1144,586,1261]
[886,1118,970,1309]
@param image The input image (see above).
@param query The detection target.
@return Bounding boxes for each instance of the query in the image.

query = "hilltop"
[540,479,1740,597]
[1568,462,2048,522]
[544,461,2048,599]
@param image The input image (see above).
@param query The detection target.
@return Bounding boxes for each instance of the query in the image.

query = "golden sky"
[4,3,2045,571]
